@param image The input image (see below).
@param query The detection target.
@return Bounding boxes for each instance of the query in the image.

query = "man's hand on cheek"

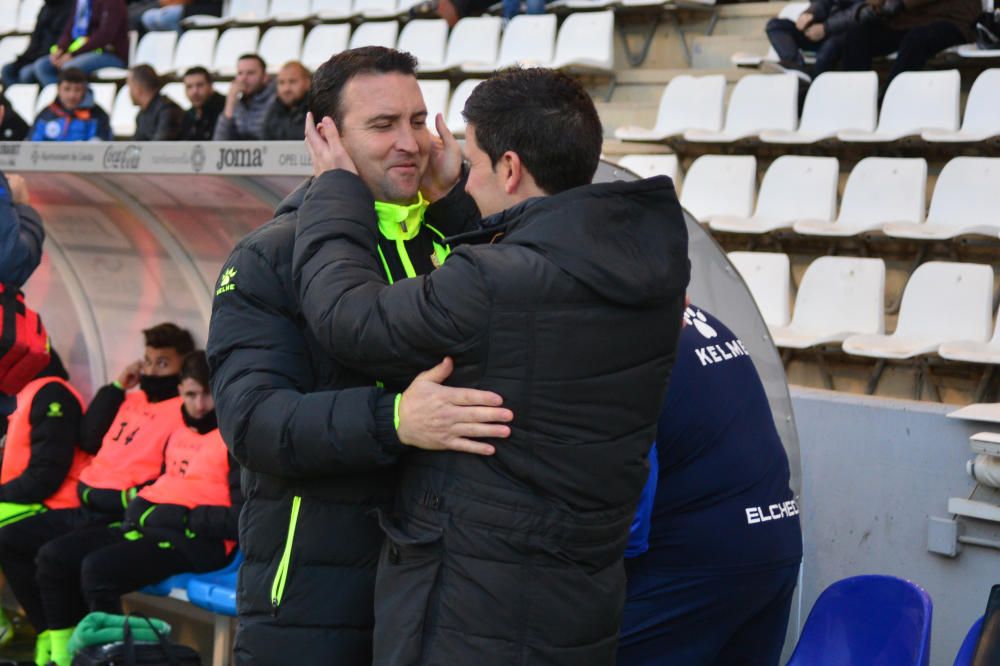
[305,112,359,177]
[396,357,513,456]
[420,113,464,202]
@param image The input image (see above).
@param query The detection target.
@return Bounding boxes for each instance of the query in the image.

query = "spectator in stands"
[207,47,512,665]
[261,61,310,141]
[178,66,225,141]
[1,0,73,87]
[128,64,184,141]
[0,348,91,662]
[618,306,802,666]
[0,170,43,288]
[502,0,549,22]
[842,0,981,81]
[30,68,112,142]
[130,0,222,33]
[766,0,862,80]
[0,98,30,141]
[32,0,129,87]
[35,351,240,666]
[294,64,688,665]
[213,54,276,141]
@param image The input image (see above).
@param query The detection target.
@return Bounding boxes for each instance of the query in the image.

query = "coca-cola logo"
[103,144,142,170]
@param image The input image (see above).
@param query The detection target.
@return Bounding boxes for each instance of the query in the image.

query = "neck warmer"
[139,374,180,403]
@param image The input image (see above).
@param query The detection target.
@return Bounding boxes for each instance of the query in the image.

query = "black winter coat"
[134,94,184,141]
[12,0,73,70]
[261,97,307,141]
[207,179,465,665]
[293,171,690,666]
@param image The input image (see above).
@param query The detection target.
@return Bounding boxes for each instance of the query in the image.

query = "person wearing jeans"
[140,4,185,31]
[502,0,547,21]
[33,0,128,86]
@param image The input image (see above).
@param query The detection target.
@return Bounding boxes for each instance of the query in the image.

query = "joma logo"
[216,147,263,171]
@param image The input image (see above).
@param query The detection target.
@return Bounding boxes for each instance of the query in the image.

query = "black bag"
[71,613,201,666]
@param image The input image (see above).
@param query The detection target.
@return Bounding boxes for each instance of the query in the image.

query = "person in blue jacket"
[621,305,802,666]
[30,68,111,142]
[0,171,43,288]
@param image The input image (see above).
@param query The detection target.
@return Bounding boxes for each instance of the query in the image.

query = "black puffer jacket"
[293,171,690,665]
[207,179,466,665]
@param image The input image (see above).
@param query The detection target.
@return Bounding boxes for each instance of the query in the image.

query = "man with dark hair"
[208,46,512,665]
[261,61,310,140]
[129,63,183,141]
[30,68,112,141]
[32,0,128,86]
[179,66,225,141]
[293,65,689,664]
[213,53,276,141]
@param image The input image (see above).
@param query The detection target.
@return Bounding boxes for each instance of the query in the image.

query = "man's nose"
[394,126,420,154]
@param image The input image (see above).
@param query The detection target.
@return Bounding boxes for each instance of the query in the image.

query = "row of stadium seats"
[617,154,1000,240]
[57,12,613,81]
[0,0,42,37]
[616,68,1000,145]
[731,253,1000,366]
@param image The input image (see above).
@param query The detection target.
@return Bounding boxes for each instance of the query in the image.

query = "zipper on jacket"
[270,495,302,615]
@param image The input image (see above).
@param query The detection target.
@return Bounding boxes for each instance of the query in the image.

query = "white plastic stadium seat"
[171,29,219,76]
[418,80,450,135]
[883,158,1000,240]
[445,16,502,72]
[685,74,798,143]
[349,21,399,49]
[761,71,878,144]
[948,403,1000,424]
[940,305,1000,365]
[838,69,960,142]
[16,0,42,34]
[267,0,315,22]
[34,83,56,115]
[212,27,261,77]
[185,0,269,27]
[727,251,792,328]
[492,14,557,69]
[843,262,993,360]
[794,157,926,237]
[161,82,192,110]
[111,85,139,138]
[353,0,399,19]
[616,155,679,185]
[615,75,726,142]
[397,20,449,74]
[957,43,1000,59]
[97,31,178,81]
[3,83,38,123]
[445,79,484,136]
[301,24,350,71]
[312,0,356,20]
[257,25,304,74]
[680,155,756,222]
[922,69,1000,143]
[730,2,809,67]
[90,83,117,117]
[771,257,885,349]
[547,0,617,11]
[710,156,838,234]
[0,2,21,35]
[0,36,30,68]
[551,10,614,73]
[214,81,231,97]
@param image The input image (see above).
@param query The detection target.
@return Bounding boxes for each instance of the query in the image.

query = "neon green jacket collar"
[374,193,429,241]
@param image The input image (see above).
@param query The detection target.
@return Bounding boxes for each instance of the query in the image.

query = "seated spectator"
[261,61,310,141]
[30,68,112,142]
[0,348,92,660]
[35,351,240,666]
[213,54,276,141]
[139,0,223,32]
[0,170,43,288]
[619,307,802,666]
[178,66,225,141]
[766,0,862,80]
[129,64,183,141]
[1,0,73,87]
[502,0,550,22]
[33,0,129,87]
[0,100,30,141]
[842,0,981,82]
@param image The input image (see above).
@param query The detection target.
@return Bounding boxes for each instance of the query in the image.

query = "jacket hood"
[494,177,689,306]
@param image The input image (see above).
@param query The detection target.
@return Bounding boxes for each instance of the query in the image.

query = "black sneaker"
[775,59,812,85]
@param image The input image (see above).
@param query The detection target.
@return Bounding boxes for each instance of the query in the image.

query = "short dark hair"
[183,66,213,84]
[309,47,417,127]
[179,350,210,388]
[143,323,195,356]
[238,53,267,72]
[57,67,87,86]
[462,67,603,194]
[129,64,161,93]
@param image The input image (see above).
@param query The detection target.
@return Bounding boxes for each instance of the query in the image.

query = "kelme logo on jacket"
[216,267,237,296]
[47,402,64,418]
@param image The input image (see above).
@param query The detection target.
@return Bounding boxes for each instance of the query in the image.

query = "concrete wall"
[794,387,1000,665]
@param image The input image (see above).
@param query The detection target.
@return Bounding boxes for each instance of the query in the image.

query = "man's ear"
[502,151,523,195]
